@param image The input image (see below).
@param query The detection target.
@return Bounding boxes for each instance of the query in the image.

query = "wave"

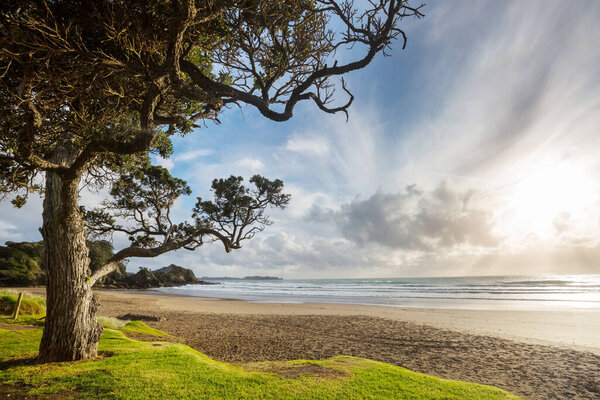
[499,279,582,286]
[161,275,600,310]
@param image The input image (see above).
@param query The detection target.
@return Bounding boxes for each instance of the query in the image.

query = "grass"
[0,319,522,399]
[0,289,45,316]
[119,320,170,337]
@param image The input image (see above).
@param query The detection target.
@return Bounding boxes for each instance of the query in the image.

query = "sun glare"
[505,161,597,238]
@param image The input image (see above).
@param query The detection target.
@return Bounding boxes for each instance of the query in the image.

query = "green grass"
[119,320,171,337]
[0,321,522,400]
[0,289,45,316]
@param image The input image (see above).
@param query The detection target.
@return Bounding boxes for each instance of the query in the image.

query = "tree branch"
[87,227,238,287]
[179,1,422,122]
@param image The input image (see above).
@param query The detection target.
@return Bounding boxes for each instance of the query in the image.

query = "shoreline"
[18,286,600,355]
[12,286,600,399]
[145,288,600,354]
[154,286,600,312]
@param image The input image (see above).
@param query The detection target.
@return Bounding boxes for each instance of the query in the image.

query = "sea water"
[156,275,600,311]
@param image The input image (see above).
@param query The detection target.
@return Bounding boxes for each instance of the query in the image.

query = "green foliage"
[85,165,290,255]
[87,240,115,272]
[0,240,125,286]
[10,195,27,208]
[0,242,44,285]
[87,240,126,277]
[194,175,291,244]
[149,130,174,158]
[86,165,192,248]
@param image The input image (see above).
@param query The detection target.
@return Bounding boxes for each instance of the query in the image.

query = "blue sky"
[2,0,600,278]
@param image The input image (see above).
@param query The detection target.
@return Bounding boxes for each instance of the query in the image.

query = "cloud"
[315,181,499,251]
[235,158,264,172]
[553,212,571,234]
[0,220,22,242]
[153,149,213,172]
[148,231,410,278]
[285,135,329,156]
[174,149,213,162]
[0,195,43,243]
[155,156,174,170]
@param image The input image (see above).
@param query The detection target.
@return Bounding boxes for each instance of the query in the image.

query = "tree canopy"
[0,0,423,283]
[84,165,290,286]
[0,0,423,361]
[1,0,423,195]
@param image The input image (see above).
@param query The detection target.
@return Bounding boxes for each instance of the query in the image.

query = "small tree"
[85,167,290,278]
[0,0,423,362]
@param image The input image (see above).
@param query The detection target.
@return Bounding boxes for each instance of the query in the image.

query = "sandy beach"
[22,287,600,399]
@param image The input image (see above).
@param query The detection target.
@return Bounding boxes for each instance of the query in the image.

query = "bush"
[0,242,45,285]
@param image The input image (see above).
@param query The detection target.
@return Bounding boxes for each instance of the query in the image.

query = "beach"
[21,287,600,399]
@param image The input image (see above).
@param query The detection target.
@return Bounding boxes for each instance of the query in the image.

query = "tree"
[0,0,424,362]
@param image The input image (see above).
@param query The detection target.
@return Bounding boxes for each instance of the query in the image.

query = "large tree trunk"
[38,154,103,362]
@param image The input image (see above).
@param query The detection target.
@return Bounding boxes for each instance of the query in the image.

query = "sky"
[2,0,600,278]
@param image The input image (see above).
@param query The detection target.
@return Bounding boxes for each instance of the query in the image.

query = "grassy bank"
[0,289,45,316]
[0,316,521,399]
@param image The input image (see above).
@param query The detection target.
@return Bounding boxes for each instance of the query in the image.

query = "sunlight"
[505,160,596,238]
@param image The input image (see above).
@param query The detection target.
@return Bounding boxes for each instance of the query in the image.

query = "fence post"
[12,292,23,320]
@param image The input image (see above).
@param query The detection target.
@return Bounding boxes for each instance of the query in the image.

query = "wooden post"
[12,292,23,320]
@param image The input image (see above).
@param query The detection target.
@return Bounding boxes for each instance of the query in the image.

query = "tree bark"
[38,150,103,362]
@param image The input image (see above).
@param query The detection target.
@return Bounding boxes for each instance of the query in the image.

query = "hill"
[124,264,217,288]
[0,240,123,287]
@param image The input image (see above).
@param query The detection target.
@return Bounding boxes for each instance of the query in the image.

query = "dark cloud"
[315,181,499,250]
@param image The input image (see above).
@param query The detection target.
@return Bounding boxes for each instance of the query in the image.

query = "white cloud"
[235,158,264,171]
[285,135,329,156]
[0,195,43,243]
[174,149,213,162]
[0,220,22,242]
[155,156,174,170]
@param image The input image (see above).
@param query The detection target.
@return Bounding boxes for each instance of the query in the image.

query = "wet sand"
[23,287,600,399]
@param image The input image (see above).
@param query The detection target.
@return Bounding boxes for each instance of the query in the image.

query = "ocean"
[156,274,600,311]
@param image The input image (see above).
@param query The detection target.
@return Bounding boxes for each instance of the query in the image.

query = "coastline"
[135,288,600,354]
[15,286,600,399]
[20,286,600,354]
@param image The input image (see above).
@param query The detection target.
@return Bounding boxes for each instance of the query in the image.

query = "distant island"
[200,276,283,281]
